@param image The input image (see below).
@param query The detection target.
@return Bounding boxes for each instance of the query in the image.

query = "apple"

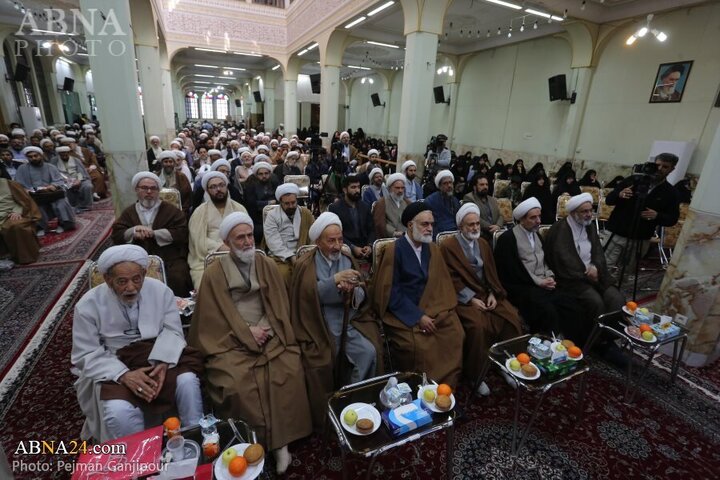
[343,409,358,426]
[641,331,654,341]
[509,359,521,371]
[640,307,649,314]
[423,389,436,402]
[555,344,567,352]
[221,448,237,467]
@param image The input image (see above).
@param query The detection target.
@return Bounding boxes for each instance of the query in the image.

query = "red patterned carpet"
[1,274,718,479]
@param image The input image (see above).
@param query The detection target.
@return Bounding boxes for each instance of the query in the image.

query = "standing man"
[373,202,464,387]
[112,172,193,297]
[463,175,504,241]
[329,176,375,261]
[425,170,460,237]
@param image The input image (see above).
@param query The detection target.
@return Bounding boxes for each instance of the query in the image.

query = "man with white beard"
[544,193,625,345]
[372,173,410,238]
[372,202,464,387]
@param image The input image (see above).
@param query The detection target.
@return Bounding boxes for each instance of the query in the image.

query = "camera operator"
[604,152,680,273]
[331,131,357,165]
[425,134,451,169]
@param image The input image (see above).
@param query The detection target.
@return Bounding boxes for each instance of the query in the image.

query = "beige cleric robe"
[372,239,464,387]
[372,196,410,239]
[187,198,247,289]
[188,253,312,449]
[440,234,523,381]
[0,179,41,264]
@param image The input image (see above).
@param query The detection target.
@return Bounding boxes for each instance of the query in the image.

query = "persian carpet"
[36,209,115,264]
[1,276,719,480]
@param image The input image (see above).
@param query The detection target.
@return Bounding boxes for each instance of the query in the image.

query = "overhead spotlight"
[534,21,538,30]
[487,29,491,38]
[508,29,512,38]
[497,27,501,35]
[477,29,481,38]
[459,29,463,37]
[520,21,525,32]
[563,9,567,19]
[581,1,586,11]
[626,34,637,46]
[654,30,667,42]
[637,26,648,37]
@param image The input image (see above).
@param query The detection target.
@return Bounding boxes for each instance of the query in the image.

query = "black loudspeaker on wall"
[310,73,321,94]
[63,77,75,92]
[252,91,262,103]
[433,85,450,104]
[13,63,29,82]
[370,93,384,107]
[234,99,241,107]
[548,74,567,101]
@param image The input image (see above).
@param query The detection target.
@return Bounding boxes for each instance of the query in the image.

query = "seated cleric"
[71,245,203,442]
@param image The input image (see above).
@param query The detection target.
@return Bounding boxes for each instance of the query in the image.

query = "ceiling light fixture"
[223,66,246,71]
[233,52,262,57]
[626,14,667,46]
[195,47,225,53]
[347,65,371,70]
[344,16,366,29]
[31,28,76,36]
[484,0,522,10]
[194,74,215,77]
[297,49,309,56]
[366,40,400,49]
[271,65,280,71]
[367,1,394,16]
[533,21,538,30]
[195,64,219,68]
[497,27,501,35]
[307,43,318,50]
[486,29,491,38]
[525,9,564,22]
[581,1,586,11]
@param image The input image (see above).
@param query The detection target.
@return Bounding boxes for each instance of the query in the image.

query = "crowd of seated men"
[60,123,685,474]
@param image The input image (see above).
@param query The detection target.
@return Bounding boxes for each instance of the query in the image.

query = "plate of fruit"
[625,324,657,343]
[553,339,584,361]
[340,402,381,436]
[505,353,540,380]
[214,443,265,480]
[622,301,638,316]
[417,383,455,413]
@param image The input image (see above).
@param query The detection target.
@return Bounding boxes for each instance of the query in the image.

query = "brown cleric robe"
[188,253,312,450]
[0,179,41,264]
[290,249,385,431]
[111,201,193,297]
[77,147,108,198]
[440,234,523,381]
[372,238,464,388]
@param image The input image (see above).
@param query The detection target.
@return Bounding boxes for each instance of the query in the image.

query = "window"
[201,93,214,119]
[185,92,199,118]
[215,93,229,119]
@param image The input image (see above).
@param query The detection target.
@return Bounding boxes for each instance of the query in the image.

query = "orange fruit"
[568,346,582,358]
[626,301,638,312]
[228,456,248,477]
[437,384,452,396]
[639,324,652,333]
[163,417,180,432]
[516,353,530,365]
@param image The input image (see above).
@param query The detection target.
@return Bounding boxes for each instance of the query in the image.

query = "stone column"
[655,122,720,367]
[0,28,20,126]
[446,80,459,145]
[72,65,91,116]
[39,56,65,125]
[343,79,351,131]
[263,75,276,131]
[79,0,146,214]
[172,74,186,124]
[283,79,298,136]
[319,64,340,139]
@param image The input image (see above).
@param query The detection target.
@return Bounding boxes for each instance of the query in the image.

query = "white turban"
[513,197,542,221]
[40,139,54,146]
[309,212,342,242]
[208,149,222,157]
[280,140,290,147]
[196,164,211,180]
[66,130,77,135]
[400,160,416,174]
[270,139,278,145]
[257,145,270,153]
[253,161,272,174]
[210,159,231,171]
[456,202,481,227]
[435,170,454,188]
[367,149,379,157]
[219,212,254,240]
[174,150,185,159]
[369,168,383,181]
[11,128,25,137]
[170,140,182,148]
[340,131,350,139]
[97,245,149,275]
[149,135,160,142]
[386,173,406,188]
[254,154,270,164]
[275,183,300,201]
[56,146,71,153]
[201,171,227,191]
[238,147,251,156]
[157,151,176,161]
[21,146,43,155]
[566,192,594,213]
[286,151,300,160]
[131,171,161,189]
[0,134,8,141]
[59,137,74,144]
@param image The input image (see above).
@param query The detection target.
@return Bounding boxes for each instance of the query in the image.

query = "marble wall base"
[655,208,720,367]
[106,150,147,217]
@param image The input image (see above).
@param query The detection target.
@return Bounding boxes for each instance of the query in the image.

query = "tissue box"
[651,322,681,340]
[381,399,432,436]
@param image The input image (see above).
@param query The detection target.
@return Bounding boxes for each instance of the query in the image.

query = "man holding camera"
[604,153,680,274]
[425,134,451,169]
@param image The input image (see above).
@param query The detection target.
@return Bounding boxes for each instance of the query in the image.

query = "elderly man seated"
[15,146,76,235]
[373,202,464,387]
[112,172,193,297]
[0,175,41,264]
[544,193,625,344]
[188,171,247,289]
[440,204,522,396]
[290,212,383,430]
[373,172,410,239]
[157,151,192,216]
[463,175,504,241]
[425,170,460,237]
[494,198,579,336]
[50,145,93,213]
[263,183,314,285]
[71,245,203,442]
[189,213,312,474]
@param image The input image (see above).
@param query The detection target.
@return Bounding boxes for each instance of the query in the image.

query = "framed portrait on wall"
[649,61,693,103]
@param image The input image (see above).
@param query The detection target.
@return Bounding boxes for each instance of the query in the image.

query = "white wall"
[54,59,74,88]
[85,70,94,93]
[348,73,385,136]
[387,71,403,139]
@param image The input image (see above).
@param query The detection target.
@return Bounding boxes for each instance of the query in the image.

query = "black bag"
[29,188,65,205]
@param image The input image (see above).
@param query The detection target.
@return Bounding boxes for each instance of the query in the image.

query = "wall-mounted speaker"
[371,93,384,107]
[13,63,29,82]
[548,74,567,101]
[433,86,445,104]
[310,73,321,94]
[234,99,241,107]
[252,91,262,103]
[62,77,75,92]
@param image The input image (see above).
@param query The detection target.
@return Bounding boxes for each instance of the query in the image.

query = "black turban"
[401,201,431,227]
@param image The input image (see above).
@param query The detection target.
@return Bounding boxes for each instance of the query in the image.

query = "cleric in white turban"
[131,171,161,190]
[201,171,227,192]
[512,197,542,221]
[309,211,342,243]
[434,170,454,188]
[456,202,481,227]
[274,182,300,202]
[97,244,149,274]
[253,161,273,174]
[566,192,593,214]
[219,211,254,241]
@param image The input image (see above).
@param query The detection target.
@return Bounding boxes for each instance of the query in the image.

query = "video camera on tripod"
[628,161,659,197]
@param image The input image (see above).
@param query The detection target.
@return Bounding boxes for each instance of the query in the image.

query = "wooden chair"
[284,175,310,200]
[579,186,601,205]
[492,229,505,250]
[602,187,613,199]
[493,179,510,198]
[496,197,513,224]
[203,249,266,269]
[538,225,552,241]
[89,254,166,289]
[262,204,279,223]
[659,221,684,266]
[159,188,182,211]
[596,197,615,231]
[555,193,571,221]
[296,243,352,259]
[371,237,397,276]
[435,230,457,245]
